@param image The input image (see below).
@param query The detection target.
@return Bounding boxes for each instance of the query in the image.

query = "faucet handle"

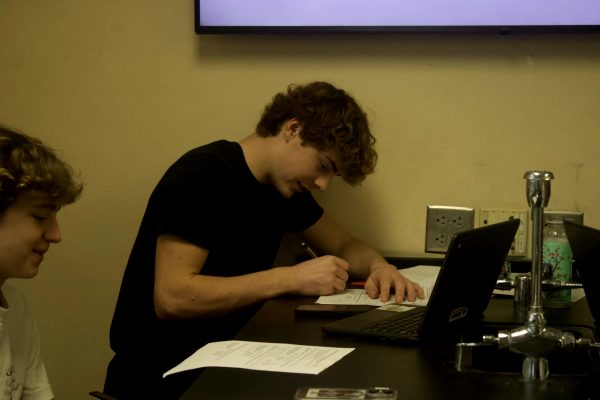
[575,338,600,349]
[456,335,499,348]
[541,280,584,290]
[454,336,500,372]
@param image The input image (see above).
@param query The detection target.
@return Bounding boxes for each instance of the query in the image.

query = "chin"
[23,269,40,279]
[22,263,41,279]
[276,185,295,198]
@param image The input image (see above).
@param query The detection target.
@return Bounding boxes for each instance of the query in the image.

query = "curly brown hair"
[255,82,377,185]
[0,125,82,214]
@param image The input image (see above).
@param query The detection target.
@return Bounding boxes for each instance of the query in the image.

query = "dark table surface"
[180,295,600,400]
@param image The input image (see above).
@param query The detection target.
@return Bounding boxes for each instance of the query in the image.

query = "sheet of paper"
[316,265,440,307]
[163,340,354,378]
[493,288,515,296]
[571,288,586,303]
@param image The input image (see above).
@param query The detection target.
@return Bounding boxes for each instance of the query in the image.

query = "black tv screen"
[195,0,600,34]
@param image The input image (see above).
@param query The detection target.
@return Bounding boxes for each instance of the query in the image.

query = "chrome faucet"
[457,171,594,381]
[524,171,553,314]
[488,171,567,380]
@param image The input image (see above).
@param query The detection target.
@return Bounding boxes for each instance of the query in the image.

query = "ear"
[284,118,302,141]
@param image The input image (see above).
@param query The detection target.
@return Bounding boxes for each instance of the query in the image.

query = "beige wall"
[1,0,599,398]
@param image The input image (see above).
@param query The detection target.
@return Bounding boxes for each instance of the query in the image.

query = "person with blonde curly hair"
[0,125,82,400]
[105,82,424,399]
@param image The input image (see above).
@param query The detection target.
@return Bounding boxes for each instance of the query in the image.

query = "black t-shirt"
[107,140,323,392]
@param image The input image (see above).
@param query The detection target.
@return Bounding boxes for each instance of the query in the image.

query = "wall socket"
[480,208,528,256]
[425,205,475,253]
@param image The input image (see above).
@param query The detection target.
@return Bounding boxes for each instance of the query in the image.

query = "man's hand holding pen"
[290,242,348,295]
[289,255,350,296]
[300,242,425,303]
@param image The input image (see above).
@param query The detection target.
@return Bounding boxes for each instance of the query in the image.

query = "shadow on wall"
[193,33,600,63]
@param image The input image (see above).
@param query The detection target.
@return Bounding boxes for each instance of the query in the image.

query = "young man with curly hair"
[0,126,82,400]
[105,82,424,399]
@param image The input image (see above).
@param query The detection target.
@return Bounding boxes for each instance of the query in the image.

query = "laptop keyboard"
[360,308,426,336]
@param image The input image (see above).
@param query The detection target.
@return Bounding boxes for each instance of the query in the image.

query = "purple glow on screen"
[198,0,600,27]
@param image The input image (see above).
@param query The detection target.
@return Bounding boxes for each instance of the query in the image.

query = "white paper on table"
[316,265,439,307]
[163,340,354,378]
[493,288,515,296]
[571,288,586,303]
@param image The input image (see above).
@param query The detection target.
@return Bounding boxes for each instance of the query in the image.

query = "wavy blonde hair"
[0,125,82,213]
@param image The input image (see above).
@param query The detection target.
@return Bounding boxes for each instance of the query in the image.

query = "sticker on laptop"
[449,306,468,322]
[377,304,417,312]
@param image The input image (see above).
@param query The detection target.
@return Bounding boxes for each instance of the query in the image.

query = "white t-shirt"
[0,283,54,400]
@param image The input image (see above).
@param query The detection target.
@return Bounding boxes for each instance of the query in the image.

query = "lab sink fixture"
[455,325,600,376]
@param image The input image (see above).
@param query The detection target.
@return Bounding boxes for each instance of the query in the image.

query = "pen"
[301,242,364,287]
[301,242,319,259]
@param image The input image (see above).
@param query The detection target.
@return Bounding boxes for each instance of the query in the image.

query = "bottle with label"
[542,220,572,308]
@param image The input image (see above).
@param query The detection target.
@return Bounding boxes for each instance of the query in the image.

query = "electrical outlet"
[480,208,528,256]
[425,205,475,253]
[543,210,584,226]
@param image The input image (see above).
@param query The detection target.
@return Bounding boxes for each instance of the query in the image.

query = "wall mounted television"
[195,0,600,34]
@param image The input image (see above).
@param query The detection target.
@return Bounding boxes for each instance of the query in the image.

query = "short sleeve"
[283,191,324,232]
[3,284,54,400]
[155,152,236,249]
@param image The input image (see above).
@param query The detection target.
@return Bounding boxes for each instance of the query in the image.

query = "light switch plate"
[480,208,528,256]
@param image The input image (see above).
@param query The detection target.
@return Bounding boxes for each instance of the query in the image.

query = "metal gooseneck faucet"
[456,171,591,381]
[491,171,578,381]
[525,171,553,314]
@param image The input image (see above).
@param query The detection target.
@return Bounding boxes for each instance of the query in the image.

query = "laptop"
[563,221,600,327]
[322,219,520,342]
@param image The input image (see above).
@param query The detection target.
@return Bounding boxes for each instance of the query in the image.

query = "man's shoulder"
[1,282,27,310]
[175,140,243,171]
[1,282,34,331]
[158,140,247,188]
[183,139,240,158]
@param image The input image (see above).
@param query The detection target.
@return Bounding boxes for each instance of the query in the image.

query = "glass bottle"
[542,220,572,308]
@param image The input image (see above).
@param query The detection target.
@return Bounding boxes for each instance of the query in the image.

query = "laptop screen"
[563,221,600,325]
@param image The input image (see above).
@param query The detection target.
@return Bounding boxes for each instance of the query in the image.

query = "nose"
[314,174,333,191]
[43,216,62,243]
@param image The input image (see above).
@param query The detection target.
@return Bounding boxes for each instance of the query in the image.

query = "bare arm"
[300,213,425,303]
[153,234,351,319]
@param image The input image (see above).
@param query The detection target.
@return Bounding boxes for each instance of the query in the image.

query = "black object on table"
[180,296,600,400]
